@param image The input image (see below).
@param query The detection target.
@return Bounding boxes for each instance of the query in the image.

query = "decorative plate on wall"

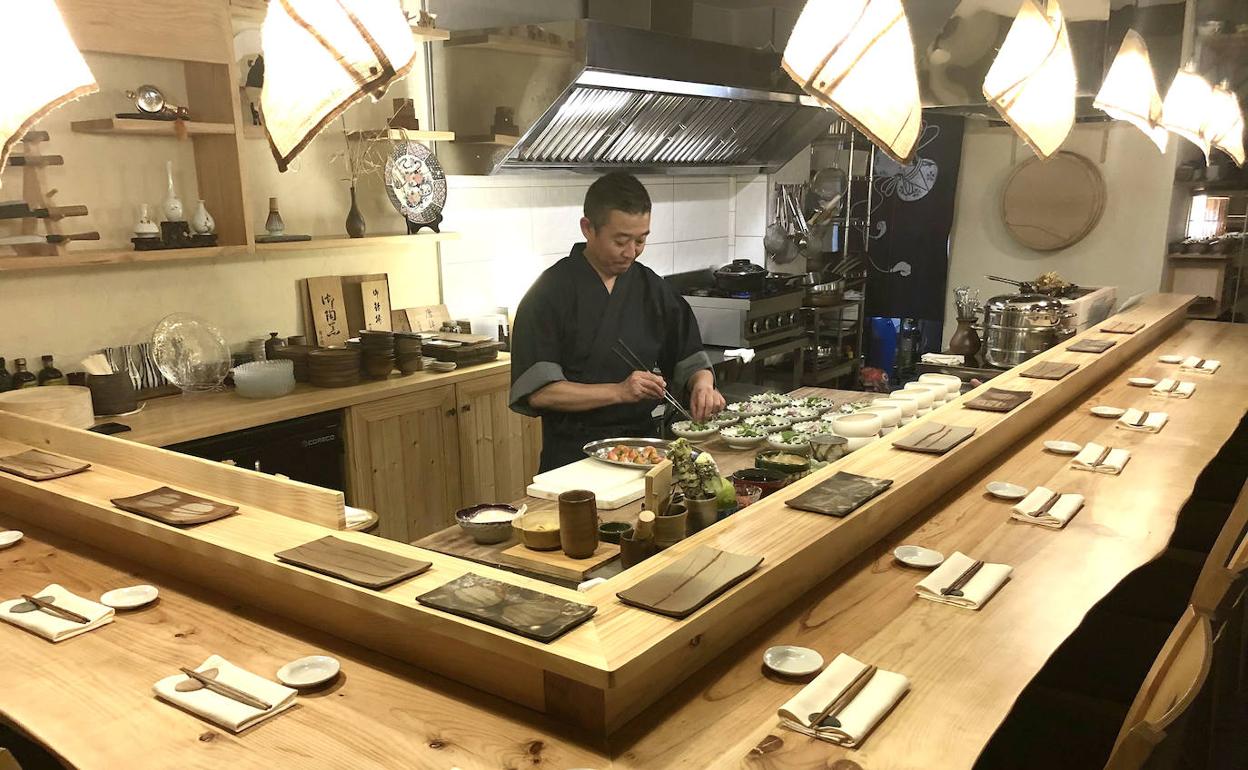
[1001,151,1106,251]
[384,140,447,233]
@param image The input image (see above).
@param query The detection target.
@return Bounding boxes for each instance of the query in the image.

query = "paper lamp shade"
[261,0,418,171]
[0,0,98,187]
[1094,30,1168,152]
[982,0,1076,160]
[1160,65,1214,160]
[782,0,922,164]
[1207,83,1245,167]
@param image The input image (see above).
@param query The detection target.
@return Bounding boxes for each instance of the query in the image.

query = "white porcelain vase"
[190,199,215,234]
[163,160,184,222]
[134,203,159,238]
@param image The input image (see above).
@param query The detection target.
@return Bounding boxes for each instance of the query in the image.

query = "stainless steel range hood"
[434,20,834,175]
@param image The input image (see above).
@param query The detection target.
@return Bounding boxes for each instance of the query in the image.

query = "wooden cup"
[653,504,687,550]
[558,489,599,559]
[620,531,657,569]
[684,495,718,534]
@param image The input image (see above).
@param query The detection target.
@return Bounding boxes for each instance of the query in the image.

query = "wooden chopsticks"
[941,561,984,597]
[179,667,273,711]
[1091,445,1112,469]
[20,593,90,624]
[811,664,879,729]
[1134,411,1151,428]
[1029,492,1062,518]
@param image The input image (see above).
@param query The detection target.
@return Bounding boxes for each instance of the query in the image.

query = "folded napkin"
[0,583,114,642]
[1071,442,1130,475]
[1180,356,1220,374]
[1151,379,1195,399]
[1116,409,1168,433]
[915,551,1012,610]
[153,655,298,733]
[1010,486,1084,529]
[778,653,910,748]
[921,353,964,366]
[724,348,756,364]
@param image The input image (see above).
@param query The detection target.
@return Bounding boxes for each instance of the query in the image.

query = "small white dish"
[1043,440,1082,455]
[99,584,159,610]
[429,361,457,373]
[893,544,945,569]
[987,481,1028,500]
[1128,377,1158,387]
[276,655,341,689]
[763,645,824,677]
[1158,354,1184,364]
[0,530,24,549]
[1091,405,1126,418]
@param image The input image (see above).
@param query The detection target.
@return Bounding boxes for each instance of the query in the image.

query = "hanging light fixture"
[1094,29,1168,152]
[1160,63,1214,160]
[982,0,1077,160]
[0,0,98,186]
[1206,81,1245,167]
[261,0,418,172]
[782,0,922,164]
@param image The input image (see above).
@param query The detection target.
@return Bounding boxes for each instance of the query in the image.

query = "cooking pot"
[713,260,805,293]
[981,293,1076,368]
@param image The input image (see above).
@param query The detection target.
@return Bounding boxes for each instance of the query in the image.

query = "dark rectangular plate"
[616,546,763,619]
[0,449,90,481]
[275,536,431,589]
[1020,362,1079,381]
[785,471,894,517]
[1101,321,1143,334]
[111,486,238,526]
[416,573,597,643]
[964,387,1033,413]
[1068,338,1116,354]
[892,423,976,455]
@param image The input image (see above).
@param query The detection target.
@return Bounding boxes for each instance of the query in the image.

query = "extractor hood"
[435,20,834,175]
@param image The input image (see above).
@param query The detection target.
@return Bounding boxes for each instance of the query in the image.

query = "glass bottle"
[0,358,12,392]
[37,355,67,386]
[12,358,37,389]
[895,318,921,380]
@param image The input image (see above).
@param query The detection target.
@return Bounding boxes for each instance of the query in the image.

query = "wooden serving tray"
[111,486,238,526]
[964,388,1033,413]
[0,449,90,481]
[616,546,762,619]
[892,423,976,455]
[416,573,597,642]
[498,541,620,582]
[275,536,431,589]
[1021,361,1079,381]
[1068,338,1116,354]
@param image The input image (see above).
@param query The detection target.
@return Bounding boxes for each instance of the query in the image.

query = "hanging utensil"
[763,186,789,261]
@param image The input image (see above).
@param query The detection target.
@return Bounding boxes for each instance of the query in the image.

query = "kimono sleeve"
[509,280,568,417]
[668,292,713,397]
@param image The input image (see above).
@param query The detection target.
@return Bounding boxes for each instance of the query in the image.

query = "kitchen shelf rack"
[254,232,459,252]
[443,31,574,58]
[70,118,237,137]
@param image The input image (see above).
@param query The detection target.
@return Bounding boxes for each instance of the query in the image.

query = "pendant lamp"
[782,0,922,164]
[1094,29,1168,151]
[1160,64,1214,160]
[0,0,98,186]
[1207,82,1245,167]
[982,0,1076,160]
[261,0,418,172]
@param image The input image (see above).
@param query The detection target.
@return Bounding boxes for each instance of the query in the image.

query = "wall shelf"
[411,25,450,43]
[444,32,574,58]
[346,129,456,143]
[254,232,459,252]
[70,118,237,137]
[454,134,519,147]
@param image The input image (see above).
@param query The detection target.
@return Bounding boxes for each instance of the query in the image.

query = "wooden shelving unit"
[411,25,451,43]
[454,133,519,147]
[0,244,250,273]
[444,31,574,58]
[254,232,459,252]
[346,129,456,143]
[70,118,237,137]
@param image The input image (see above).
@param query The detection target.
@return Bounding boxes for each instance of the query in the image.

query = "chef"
[509,172,726,472]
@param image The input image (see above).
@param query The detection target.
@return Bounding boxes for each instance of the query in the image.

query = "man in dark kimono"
[509,172,726,472]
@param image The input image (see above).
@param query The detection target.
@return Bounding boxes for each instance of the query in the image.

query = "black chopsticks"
[941,561,984,597]
[811,664,878,729]
[613,339,694,422]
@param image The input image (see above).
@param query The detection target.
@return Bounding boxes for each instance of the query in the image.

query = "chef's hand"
[618,371,667,403]
[690,381,726,422]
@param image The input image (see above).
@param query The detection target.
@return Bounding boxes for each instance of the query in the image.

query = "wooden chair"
[0,748,21,770]
[1103,605,1214,770]
[1190,482,1248,619]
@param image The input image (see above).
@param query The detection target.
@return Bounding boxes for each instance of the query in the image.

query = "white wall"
[944,120,1178,341]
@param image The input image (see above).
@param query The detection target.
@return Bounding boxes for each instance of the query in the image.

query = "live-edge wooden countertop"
[109,356,513,447]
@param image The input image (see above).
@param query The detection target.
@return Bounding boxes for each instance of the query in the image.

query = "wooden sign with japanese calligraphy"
[306,275,348,347]
[360,280,393,332]
[403,304,451,333]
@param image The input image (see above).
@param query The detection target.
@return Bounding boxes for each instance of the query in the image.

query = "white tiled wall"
[437,173,770,317]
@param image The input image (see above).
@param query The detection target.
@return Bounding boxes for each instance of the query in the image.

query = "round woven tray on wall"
[1001,151,1106,252]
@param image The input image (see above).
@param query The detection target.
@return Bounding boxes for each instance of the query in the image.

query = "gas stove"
[666,270,805,348]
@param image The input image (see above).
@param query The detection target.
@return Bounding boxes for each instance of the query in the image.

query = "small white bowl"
[770,406,820,422]
[671,421,718,441]
[790,420,825,435]
[905,381,946,405]
[726,401,772,416]
[744,415,793,432]
[429,361,457,373]
[987,481,1028,500]
[832,412,883,438]
[920,373,963,399]
[1044,440,1082,455]
[719,426,766,449]
[1091,405,1126,418]
[0,530,25,549]
[891,389,930,411]
[857,404,901,429]
[893,544,945,569]
[763,645,824,677]
[1128,377,1158,387]
[99,584,159,610]
[276,655,341,689]
[767,432,812,453]
[844,436,875,452]
[748,392,793,407]
[1158,354,1184,364]
[874,397,916,419]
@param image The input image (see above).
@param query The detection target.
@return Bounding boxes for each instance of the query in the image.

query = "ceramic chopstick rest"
[1071,442,1130,474]
[1010,487,1084,529]
[153,655,298,733]
[777,653,910,747]
[1151,379,1195,399]
[915,551,1012,610]
[1115,409,1168,433]
[0,583,114,642]
[1179,356,1219,374]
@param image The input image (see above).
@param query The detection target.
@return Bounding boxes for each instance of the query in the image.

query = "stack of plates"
[308,348,361,388]
[359,331,395,380]
[269,345,314,382]
[395,332,424,374]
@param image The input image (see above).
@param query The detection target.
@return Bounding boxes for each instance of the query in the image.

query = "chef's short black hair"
[584,172,651,229]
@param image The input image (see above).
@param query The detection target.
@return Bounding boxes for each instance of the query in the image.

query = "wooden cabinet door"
[455,373,541,506]
[345,386,461,543]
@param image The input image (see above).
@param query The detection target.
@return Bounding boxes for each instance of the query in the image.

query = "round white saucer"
[1091,406,1126,418]
[763,645,824,677]
[987,481,1028,500]
[893,545,945,569]
[1158,354,1183,364]
[100,584,159,610]
[277,655,341,689]
[0,530,24,550]
[1128,377,1157,387]
[1043,440,1082,455]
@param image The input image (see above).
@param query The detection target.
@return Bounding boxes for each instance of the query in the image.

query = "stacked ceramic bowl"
[857,403,902,435]
[873,397,915,424]
[830,412,883,452]
[920,373,964,401]
[269,344,313,382]
[232,360,296,399]
[891,388,931,416]
[308,348,361,388]
[905,381,948,408]
[394,332,424,374]
[359,331,396,380]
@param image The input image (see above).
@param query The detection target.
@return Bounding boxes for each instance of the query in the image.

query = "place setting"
[1115,408,1169,433]
[1151,378,1196,399]
[153,655,300,733]
[1071,442,1131,475]
[915,551,1013,610]
[1179,356,1220,375]
[1009,486,1085,529]
[0,583,115,642]
[776,652,911,748]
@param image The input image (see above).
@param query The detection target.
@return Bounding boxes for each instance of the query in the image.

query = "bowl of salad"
[748,392,793,407]
[709,411,741,428]
[790,420,825,435]
[719,424,767,449]
[725,401,772,416]
[767,429,813,454]
[744,414,793,432]
[770,405,820,422]
[671,420,719,442]
[790,396,836,415]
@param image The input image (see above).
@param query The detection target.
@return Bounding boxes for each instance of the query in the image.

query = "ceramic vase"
[190,200,215,235]
[163,161,184,221]
[134,204,159,238]
[558,489,599,559]
[346,185,366,238]
[265,197,285,236]
[949,317,982,358]
[619,531,656,569]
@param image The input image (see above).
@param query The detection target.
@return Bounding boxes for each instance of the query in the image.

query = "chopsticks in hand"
[613,339,694,422]
[20,593,90,624]
[179,667,273,711]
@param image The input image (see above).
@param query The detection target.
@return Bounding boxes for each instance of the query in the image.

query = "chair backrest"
[1104,605,1214,770]
[0,747,22,770]
[1191,480,1248,617]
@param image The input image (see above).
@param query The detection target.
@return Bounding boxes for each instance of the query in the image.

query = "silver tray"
[583,437,672,469]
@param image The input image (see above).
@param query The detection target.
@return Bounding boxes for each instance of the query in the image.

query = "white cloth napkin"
[1116,409,1168,433]
[724,348,756,364]
[153,655,298,733]
[1071,442,1131,474]
[1010,486,1084,529]
[921,353,964,366]
[0,583,114,642]
[778,653,910,748]
[915,551,1012,610]
[1180,357,1220,374]
[1151,379,1195,399]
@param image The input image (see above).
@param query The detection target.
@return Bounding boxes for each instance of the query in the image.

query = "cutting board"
[275,536,431,589]
[644,460,673,514]
[616,546,763,619]
[498,542,620,582]
[527,458,646,510]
